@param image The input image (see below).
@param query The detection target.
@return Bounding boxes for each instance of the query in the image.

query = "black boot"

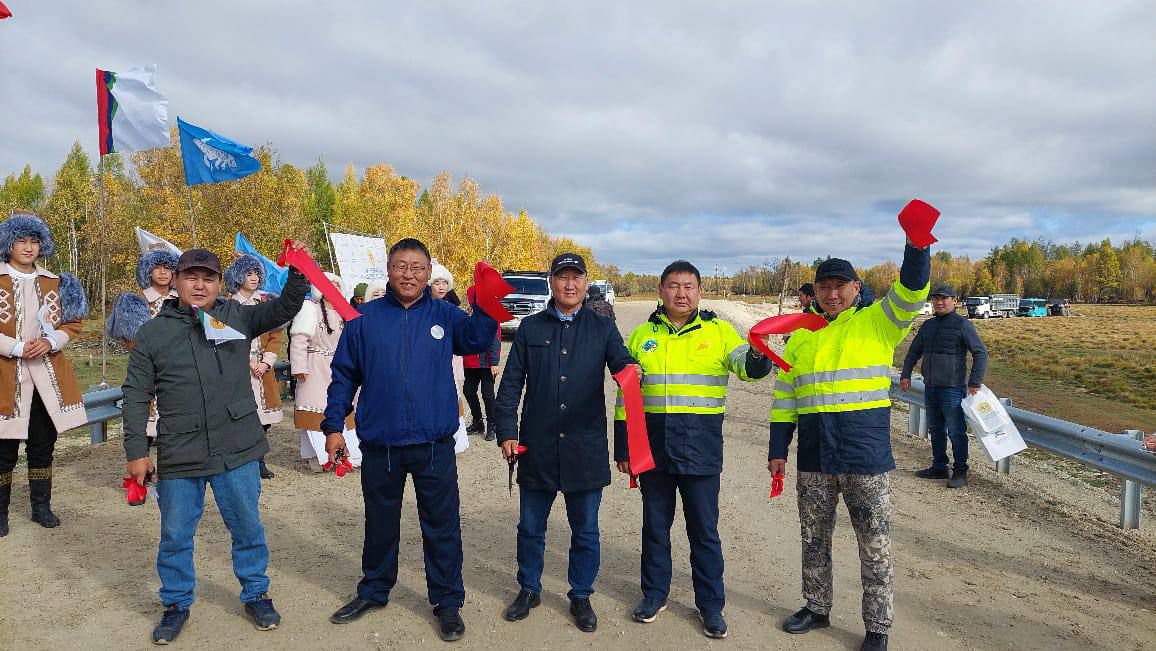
[465,420,483,435]
[259,456,275,480]
[0,472,11,537]
[28,468,60,528]
[946,468,968,489]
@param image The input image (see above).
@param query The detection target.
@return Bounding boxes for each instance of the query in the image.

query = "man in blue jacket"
[495,253,636,633]
[321,238,499,642]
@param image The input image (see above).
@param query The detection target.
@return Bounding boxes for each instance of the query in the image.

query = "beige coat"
[0,265,87,439]
[231,290,285,426]
[289,300,352,431]
[139,286,176,436]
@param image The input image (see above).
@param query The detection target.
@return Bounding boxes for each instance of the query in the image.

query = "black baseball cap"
[815,258,859,282]
[930,283,957,298]
[550,252,587,276]
[176,248,222,275]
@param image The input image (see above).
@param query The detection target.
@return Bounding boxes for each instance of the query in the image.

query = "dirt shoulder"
[1,301,1154,650]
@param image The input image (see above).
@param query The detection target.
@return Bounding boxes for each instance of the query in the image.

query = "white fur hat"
[429,263,453,290]
[364,279,388,302]
[311,272,343,301]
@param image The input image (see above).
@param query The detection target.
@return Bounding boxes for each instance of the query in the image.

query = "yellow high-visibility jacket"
[615,308,773,475]
[770,245,930,474]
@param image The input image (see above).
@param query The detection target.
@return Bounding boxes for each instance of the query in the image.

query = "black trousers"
[462,368,496,425]
[357,437,464,611]
[0,391,59,473]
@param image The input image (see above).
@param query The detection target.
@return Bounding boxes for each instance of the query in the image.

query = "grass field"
[896,305,1156,436]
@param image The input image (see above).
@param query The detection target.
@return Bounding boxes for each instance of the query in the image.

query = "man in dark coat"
[123,245,311,644]
[900,283,989,488]
[495,253,636,633]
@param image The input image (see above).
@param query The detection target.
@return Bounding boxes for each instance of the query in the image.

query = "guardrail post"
[907,403,921,438]
[90,421,106,446]
[996,397,1013,474]
[1120,430,1144,529]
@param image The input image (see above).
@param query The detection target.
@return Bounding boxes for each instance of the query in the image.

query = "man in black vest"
[900,284,989,488]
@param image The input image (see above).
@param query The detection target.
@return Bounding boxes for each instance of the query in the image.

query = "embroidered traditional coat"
[0,266,87,439]
[231,290,285,426]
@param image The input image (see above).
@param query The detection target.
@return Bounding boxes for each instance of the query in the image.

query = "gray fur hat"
[225,254,266,294]
[0,213,55,262]
[135,249,180,289]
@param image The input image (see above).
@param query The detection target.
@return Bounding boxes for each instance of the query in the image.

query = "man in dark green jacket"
[123,246,310,645]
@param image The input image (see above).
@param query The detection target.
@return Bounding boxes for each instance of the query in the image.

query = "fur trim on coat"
[106,292,150,340]
[290,300,320,337]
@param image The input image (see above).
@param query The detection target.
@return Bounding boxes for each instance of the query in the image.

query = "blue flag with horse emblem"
[177,117,261,185]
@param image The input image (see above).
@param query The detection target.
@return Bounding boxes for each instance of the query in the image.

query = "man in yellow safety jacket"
[615,260,774,640]
[766,235,931,651]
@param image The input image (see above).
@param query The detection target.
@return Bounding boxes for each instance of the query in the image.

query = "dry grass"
[897,305,1156,435]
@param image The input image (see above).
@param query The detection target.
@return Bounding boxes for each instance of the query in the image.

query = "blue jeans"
[926,385,969,472]
[155,460,269,609]
[516,487,603,600]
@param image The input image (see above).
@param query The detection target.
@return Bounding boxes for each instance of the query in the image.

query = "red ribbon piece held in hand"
[748,313,829,372]
[473,262,516,323]
[323,449,354,477]
[769,473,785,499]
[614,365,655,489]
[277,240,360,322]
[121,475,150,506]
[898,199,940,249]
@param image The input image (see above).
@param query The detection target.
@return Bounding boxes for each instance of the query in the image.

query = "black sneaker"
[436,607,465,642]
[631,597,667,623]
[914,466,950,479]
[504,590,541,621]
[700,610,728,639]
[466,421,483,435]
[861,631,888,650]
[946,469,968,489]
[244,593,281,631]
[151,605,190,645]
[783,606,830,634]
[569,598,597,632]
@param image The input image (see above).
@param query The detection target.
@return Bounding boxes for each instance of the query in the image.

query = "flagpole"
[97,155,108,387]
[184,184,198,247]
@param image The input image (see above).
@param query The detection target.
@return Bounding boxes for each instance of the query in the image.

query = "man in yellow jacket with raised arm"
[767,231,931,651]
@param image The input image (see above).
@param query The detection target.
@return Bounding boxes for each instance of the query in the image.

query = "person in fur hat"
[107,248,180,350]
[430,263,470,446]
[290,272,362,471]
[226,254,286,480]
[0,213,89,537]
[105,248,179,441]
[364,279,387,303]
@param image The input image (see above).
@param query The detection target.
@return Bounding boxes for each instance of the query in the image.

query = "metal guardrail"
[891,376,1153,529]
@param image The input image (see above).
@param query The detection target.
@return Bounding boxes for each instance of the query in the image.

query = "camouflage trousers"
[796,471,894,634]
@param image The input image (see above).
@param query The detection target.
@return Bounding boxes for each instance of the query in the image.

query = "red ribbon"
[276,240,360,322]
[322,450,354,477]
[614,365,655,488]
[769,473,785,499]
[121,476,150,506]
[897,199,940,248]
[472,262,515,323]
[747,313,829,372]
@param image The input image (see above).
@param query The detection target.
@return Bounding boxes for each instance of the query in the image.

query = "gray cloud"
[1,1,1153,273]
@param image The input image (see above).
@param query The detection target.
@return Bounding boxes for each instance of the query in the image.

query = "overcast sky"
[1,2,1153,273]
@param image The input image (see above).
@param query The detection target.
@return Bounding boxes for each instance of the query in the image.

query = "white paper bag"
[962,385,1027,462]
[453,416,470,454]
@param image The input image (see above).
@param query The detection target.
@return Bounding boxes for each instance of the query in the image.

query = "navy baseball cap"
[815,258,859,282]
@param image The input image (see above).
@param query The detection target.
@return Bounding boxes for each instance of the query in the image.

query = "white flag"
[135,227,182,256]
